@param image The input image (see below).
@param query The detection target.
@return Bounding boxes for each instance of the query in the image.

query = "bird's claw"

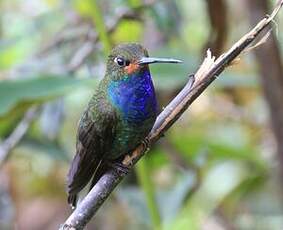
[107,161,130,175]
[142,137,150,150]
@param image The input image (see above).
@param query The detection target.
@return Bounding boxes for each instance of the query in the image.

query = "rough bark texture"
[247,0,283,176]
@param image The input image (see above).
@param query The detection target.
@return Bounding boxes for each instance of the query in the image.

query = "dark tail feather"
[67,160,109,209]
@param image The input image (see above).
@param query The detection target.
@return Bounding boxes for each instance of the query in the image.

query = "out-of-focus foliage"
[0,0,283,230]
[0,76,97,117]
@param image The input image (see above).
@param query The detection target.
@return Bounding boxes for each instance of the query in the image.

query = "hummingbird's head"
[106,43,182,81]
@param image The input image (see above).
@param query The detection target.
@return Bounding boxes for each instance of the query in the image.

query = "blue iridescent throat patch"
[107,70,157,124]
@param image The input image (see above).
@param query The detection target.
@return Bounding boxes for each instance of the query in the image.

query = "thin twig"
[40,4,149,58]
[0,107,38,167]
[37,24,94,57]
[60,1,283,229]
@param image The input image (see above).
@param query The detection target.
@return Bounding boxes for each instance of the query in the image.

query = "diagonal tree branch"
[60,1,283,229]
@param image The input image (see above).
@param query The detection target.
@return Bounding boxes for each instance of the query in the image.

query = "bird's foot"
[107,161,130,176]
[123,154,134,166]
[142,137,150,151]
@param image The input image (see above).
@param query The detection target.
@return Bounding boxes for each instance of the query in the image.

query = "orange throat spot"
[125,63,140,75]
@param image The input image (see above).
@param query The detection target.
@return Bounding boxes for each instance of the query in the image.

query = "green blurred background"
[0,0,283,229]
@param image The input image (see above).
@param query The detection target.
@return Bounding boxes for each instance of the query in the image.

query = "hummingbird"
[67,43,182,208]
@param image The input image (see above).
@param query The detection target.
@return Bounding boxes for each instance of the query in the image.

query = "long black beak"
[138,57,182,65]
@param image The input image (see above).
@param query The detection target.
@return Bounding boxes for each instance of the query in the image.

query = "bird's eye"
[114,57,125,66]
[114,57,130,67]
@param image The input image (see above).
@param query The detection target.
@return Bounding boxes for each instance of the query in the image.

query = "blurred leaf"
[146,148,169,170]
[170,125,266,170]
[117,171,196,228]
[168,161,252,230]
[148,1,182,37]
[136,158,161,229]
[0,76,97,117]
[72,0,111,55]
[127,0,141,8]
[158,171,196,224]
[117,186,151,227]
[112,20,143,43]
[0,104,29,137]
[44,0,60,7]
[73,0,93,17]
[0,45,21,69]
[222,172,266,216]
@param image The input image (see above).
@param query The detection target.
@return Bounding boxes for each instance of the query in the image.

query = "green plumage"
[67,43,181,208]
